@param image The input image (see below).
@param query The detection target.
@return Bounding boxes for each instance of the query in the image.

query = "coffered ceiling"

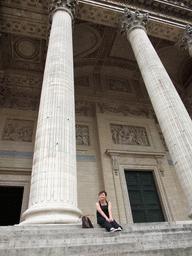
[0,2,192,108]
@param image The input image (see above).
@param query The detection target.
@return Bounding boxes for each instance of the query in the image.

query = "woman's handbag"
[81,214,94,228]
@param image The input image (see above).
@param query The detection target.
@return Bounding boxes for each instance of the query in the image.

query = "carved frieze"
[2,119,34,142]
[0,71,8,106]
[9,97,39,110]
[98,102,154,118]
[110,124,150,146]
[76,125,90,146]
[75,100,95,116]
[5,73,43,90]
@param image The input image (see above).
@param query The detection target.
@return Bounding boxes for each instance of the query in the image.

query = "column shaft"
[21,8,82,224]
[127,27,192,217]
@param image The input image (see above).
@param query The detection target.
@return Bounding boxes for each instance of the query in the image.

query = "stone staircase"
[1,221,192,255]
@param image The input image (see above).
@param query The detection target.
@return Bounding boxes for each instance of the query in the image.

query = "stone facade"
[0,0,192,226]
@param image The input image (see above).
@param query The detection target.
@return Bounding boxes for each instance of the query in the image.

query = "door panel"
[125,170,165,223]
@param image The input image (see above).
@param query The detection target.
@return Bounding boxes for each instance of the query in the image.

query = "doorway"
[0,185,24,226]
[125,170,165,223]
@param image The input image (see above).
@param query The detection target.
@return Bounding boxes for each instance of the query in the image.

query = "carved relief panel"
[76,125,90,146]
[110,124,150,146]
[2,119,34,142]
[107,78,131,93]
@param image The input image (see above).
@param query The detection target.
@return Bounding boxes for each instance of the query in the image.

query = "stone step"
[1,239,192,256]
[0,221,192,255]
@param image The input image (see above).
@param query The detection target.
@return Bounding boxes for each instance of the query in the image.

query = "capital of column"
[49,0,78,21]
[175,24,192,57]
[121,8,149,36]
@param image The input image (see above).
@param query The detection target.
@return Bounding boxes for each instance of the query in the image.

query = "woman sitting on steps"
[95,190,122,232]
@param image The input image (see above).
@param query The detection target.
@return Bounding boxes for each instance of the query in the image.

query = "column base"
[20,204,82,225]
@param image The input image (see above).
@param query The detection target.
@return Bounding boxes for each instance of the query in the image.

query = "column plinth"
[21,2,82,224]
[122,9,192,218]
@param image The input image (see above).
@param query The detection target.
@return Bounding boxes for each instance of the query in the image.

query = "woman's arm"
[108,201,114,222]
[95,202,110,222]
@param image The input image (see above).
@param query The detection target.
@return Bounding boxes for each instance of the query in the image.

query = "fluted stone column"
[21,0,82,224]
[122,9,192,218]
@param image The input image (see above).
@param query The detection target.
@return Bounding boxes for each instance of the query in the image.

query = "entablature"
[0,0,191,42]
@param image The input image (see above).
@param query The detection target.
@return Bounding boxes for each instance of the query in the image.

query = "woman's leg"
[98,219,114,232]
[110,220,122,230]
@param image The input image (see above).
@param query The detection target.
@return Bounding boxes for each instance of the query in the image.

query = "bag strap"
[82,214,94,218]
[79,213,94,221]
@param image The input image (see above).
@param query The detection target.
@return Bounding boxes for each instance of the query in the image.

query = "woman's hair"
[98,190,107,196]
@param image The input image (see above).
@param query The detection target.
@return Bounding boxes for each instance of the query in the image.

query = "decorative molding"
[105,149,165,158]
[1,0,50,11]
[111,155,119,176]
[11,35,41,63]
[160,0,192,9]
[76,125,90,146]
[159,132,169,151]
[155,156,165,177]
[0,15,48,39]
[2,119,35,142]
[98,101,154,118]
[110,124,150,146]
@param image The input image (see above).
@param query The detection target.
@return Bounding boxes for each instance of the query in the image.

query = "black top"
[96,201,109,221]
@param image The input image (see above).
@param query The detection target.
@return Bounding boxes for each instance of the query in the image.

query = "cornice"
[105,149,166,158]
[102,0,192,17]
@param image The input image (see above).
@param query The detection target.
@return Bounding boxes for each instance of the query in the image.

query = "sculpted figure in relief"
[2,119,34,142]
[76,125,90,146]
[111,124,149,146]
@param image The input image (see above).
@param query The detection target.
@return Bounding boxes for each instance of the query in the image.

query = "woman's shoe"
[110,228,116,232]
[116,227,122,231]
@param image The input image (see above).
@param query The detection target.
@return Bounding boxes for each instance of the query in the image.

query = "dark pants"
[97,217,120,232]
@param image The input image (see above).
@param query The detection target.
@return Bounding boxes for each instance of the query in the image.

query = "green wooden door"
[125,170,165,223]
